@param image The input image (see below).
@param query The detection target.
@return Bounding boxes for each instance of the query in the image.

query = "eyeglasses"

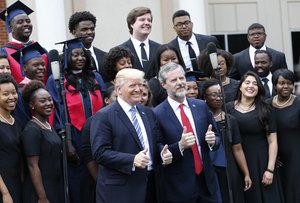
[174,21,191,29]
[218,61,226,66]
[206,92,222,99]
[248,32,265,37]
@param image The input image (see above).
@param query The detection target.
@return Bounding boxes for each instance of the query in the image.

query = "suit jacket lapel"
[163,100,183,135]
[174,37,186,69]
[187,99,203,141]
[127,39,143,69]
[244,48,253,67]
[136,105,153,153]
[115,101,144,149]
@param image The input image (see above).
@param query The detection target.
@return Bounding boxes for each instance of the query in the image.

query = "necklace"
[214,111,222,119]
[32,116,51,130]
[222,77,229,86]
[275,94,292,107]
[0,113,14,125]
[237,103,255,113]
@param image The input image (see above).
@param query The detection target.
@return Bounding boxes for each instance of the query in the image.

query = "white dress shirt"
[249,44,266,67]
[177,34,200,71]
[117,97,152,170]
[167,96,202,157]
[131,36,149,67]
[86,46,99,71]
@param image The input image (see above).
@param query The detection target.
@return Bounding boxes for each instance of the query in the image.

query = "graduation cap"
[185,71,203,82]
[11,42,46,76]
[0,1,33,33]
[55,37,84,69]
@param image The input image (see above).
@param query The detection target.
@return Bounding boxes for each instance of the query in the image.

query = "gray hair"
[158,62,185,83]
[115,68,145,88]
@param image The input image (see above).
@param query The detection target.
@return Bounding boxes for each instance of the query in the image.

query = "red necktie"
[179,103,203,174]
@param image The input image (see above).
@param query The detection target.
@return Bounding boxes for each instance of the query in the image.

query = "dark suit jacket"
[169,33,220,71]
[154,98,219,202]
[93,46,108,82]
[119,38,161,80]
[229,47,288,80]
[91,101,159,203]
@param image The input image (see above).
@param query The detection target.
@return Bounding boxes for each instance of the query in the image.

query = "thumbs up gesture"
[205,124,216,145]
[161,144,173,165]
[179,126,196,150]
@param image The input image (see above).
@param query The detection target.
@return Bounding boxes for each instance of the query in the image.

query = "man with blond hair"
[91,68,172,203]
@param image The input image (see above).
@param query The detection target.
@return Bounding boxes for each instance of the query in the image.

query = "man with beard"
[68,11,107,81]
[254,50,276,99]
[118,7,161,80]
[169,10,219,72]
[154,62,220,203]
[229,23,288,80]
[0,1,49,84]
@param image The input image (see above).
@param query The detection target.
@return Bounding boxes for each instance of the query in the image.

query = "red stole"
[64,78,103,131]
[5,41,49,84]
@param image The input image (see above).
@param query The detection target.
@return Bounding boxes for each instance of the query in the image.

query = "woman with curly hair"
[46,38,105,203]
[22,80,63,203]
[101,46,134,88]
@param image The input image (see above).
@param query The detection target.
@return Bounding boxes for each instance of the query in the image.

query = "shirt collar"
[177,33,196,46]
[249,44,267,54]
[117,96,136,113]
[167,96,189,111]
[131,36,149,47]
[11,37,31,45]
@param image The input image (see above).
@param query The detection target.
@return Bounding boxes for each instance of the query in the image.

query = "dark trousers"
[163,172,217,203]
[146,171,157,203]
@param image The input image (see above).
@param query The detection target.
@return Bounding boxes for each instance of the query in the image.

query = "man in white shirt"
[68,11,107,81]
[229,23,288,80]
[254,50,275,98]
[169,10,219,72]
[118,7,161,80]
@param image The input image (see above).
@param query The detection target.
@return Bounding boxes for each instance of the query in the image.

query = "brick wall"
[0,1,8,47]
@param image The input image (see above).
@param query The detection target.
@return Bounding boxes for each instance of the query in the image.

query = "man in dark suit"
[169,10,219,72]
[154,62,220,203]
[91,68,172,203]
[68,11,108,81]
[229,23,288,80]
[254,50,276,99]
[118,7,161,80]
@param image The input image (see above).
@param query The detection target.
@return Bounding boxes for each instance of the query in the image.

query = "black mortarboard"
[185,71,203,82]
[11,42,46,76]
[55,37,84,69]
[0,1,33,33]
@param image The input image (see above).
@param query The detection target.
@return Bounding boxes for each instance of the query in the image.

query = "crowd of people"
[0,1,299,203]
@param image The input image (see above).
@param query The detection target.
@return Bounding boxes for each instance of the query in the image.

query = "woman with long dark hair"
[148,44,185,106]
[46,38,105,203]
[226,71,284,202]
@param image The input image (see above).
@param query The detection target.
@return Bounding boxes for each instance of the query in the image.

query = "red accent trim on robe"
[64,78,103,131]
[5,41,49,84]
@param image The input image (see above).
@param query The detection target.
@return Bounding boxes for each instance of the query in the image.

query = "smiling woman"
[226,71,284,202]
[46,37,106,203]
[21,80,64,203]
[0,73,22,203]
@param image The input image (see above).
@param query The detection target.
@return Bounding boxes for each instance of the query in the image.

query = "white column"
[34,0,67,51]
[178,0,208,34]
